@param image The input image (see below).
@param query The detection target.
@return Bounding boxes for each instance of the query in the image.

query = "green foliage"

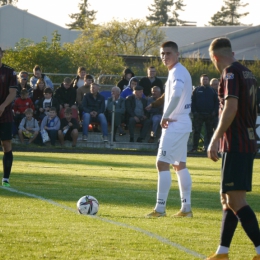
[208,0,249,26]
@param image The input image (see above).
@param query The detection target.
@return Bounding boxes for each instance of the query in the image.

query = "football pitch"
[1,152,260,260]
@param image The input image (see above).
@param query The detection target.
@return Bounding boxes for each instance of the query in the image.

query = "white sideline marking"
[1,186,205,259]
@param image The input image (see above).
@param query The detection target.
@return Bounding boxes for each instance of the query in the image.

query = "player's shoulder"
[224,62,254,80]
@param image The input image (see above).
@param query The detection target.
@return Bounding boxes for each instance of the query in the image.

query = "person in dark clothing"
[189,74,218,152]
[117,68,135,92]
[125,85,151,143]
[139,66,164,97]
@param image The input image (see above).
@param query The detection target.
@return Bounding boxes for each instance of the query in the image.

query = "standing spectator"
[32,78,46,106]
[81,83,108,142]
[146,41,193,218]
[18,108,39,144]
[147,86,163,143]
[0,47,17,187]
[189,74,218,153]
[206,37,260,260]
[106,86,125,142]
[40,107,60,146]
[117,68,135,92]
[58,107,79,147]
[210,78,220,130]
[125,85,151,143]
[54,77,77,111]
[36,87,60,121]
[71,66,87,89]
[29,65,53,90]
[139,66,164,97]
[13,88,35,133]
[16,71,33,99]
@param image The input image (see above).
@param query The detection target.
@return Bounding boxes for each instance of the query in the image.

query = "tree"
[146,0,186,26]
[208,0,249,26]
[66,0,97,30]
[0,0,18,5]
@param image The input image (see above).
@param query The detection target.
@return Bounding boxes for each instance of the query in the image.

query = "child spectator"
[30,65,53,89]
[58,107,79,147]
[13,88,35,132]
[36,87,60,121]
[18,108,39,144]
[32,78,46,106]
[40,107,60,146]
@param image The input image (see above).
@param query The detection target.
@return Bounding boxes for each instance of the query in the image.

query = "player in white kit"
[146,41,193,218]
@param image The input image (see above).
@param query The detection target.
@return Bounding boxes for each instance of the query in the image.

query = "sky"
[16,0,260,28]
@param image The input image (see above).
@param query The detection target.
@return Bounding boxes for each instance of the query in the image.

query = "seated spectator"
[35,87,60,121]
[147,86,163,143]
[71,66,87,89]
[32,78,46,106]
[13,88,35,133]
[81,83,108,142]
[58,107,79,147]
[16,71,33,99]
[18,108,39,144]
[77,74,93,120]
[117,68,135,92]
[139,66,164,97]
[106,86,125,142]
[29,65,53,89]
[120,77,139,99]
[54,77,77,112]
[40,107,60,146]
[125,85,151,143]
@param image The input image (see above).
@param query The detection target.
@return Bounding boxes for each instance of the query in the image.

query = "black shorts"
[64,129,73,141]
[0,122,13,141]
[221,152,255,193]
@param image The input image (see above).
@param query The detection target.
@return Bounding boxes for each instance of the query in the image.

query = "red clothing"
[13,98,35,114]
[219,61,257,153]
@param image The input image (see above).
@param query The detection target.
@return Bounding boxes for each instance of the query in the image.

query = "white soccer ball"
[77,195,99,215]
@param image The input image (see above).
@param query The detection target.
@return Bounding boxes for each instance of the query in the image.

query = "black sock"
[220,208,238,247]
[3,150,13,179]
[236,205,260,247]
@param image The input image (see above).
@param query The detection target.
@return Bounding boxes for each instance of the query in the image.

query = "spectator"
[54,77,77,111]
[210,77,219,131]
[18,108,39,144]
[147,86,163,143]
[13,88,35,133]
[81,83,108,142]
[40,107,60,146]
[36,87,60,121]
[16,71,33,99]
[117,68,135,92]
[29,65,53,90]
[139,66,164,97]
[32,78,46,106]
[71,66,87,89]
[189,74,218,152]
[106,86,125,142]
[58,107,79,147]
[120,77,144,99]
[125,85,151,142]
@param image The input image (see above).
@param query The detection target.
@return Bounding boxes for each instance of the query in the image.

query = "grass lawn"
[1,152,260,260]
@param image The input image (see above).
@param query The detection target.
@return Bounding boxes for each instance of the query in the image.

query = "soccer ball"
[77,195,99,215]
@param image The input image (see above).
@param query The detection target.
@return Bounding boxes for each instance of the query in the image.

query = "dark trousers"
[128,117,151,140]
[192,113,214,149]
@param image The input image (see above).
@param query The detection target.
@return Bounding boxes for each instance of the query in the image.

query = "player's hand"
[160,118,176,129]
[207,139,219,162]
[145,104,152,111]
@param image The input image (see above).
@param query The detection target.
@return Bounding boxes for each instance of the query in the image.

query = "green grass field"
[1,152,260,260]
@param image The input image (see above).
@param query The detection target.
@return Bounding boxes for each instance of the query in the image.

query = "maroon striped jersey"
[218,61,257,153]
[0,64,17,123]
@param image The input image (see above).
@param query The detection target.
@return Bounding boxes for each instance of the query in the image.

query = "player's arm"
[0,87,17,117]
[207,97,238,161]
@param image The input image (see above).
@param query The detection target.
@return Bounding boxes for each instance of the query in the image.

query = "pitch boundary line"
[1,186,205,259]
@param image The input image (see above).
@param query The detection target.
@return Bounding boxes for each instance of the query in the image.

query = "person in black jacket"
[116,68,135,92]
[139,66,164,97]
[81,83,108,142]
[189,74,218,152]
[125,85,151,142]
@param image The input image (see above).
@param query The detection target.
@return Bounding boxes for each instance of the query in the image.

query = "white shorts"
[156,131,190,165]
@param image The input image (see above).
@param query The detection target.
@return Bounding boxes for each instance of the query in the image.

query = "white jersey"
[163,62,192,133]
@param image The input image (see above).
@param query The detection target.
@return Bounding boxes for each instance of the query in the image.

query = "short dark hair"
[200,74,208,78]
[64,107,72,114]
[63,77,71,84]
[44,87,53,94]
[33,65,41,72]
[161,41,178,51]
[209,37,232,57]
[84,74,94,80]
[49,107,57,113]
[21,88,28,96]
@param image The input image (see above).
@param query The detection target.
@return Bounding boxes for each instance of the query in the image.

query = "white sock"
[255,245,260,255]
[216,245,229,254]
[155,171,172,213]
[176,168,192,212]
[2,178,9,182]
